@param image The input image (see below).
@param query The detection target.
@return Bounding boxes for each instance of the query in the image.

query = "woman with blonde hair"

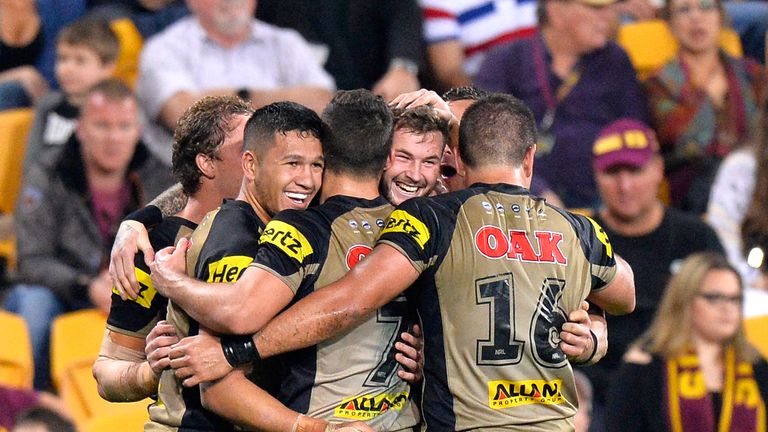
[606,252,768,431]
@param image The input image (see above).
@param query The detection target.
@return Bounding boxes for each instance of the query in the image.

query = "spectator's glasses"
[697,292,743,306]
[671,0,718,16]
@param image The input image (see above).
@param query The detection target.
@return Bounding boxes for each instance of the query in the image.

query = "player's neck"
[176,182,227,223]
[463,166,529,189]
[176,195,216,224]
[320,172,380,203]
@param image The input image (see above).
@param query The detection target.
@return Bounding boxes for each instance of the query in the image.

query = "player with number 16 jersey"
[377,183,616,431]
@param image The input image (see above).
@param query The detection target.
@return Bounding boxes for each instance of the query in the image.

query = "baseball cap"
[592,118,659,172]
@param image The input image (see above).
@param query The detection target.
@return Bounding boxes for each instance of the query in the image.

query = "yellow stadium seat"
[82,409,149,432]
[617,19,743,79]
[50,309,106,389]
[0,108,33,269]
[0,310,33,389]
[51,309,152,427]
[0,108,33,215]
[110,18,143,88]
[745,315,768,359]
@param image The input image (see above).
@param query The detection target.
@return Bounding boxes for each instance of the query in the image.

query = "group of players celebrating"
[94,87,635,431]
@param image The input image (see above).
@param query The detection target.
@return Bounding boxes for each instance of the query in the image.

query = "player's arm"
[587,254,635,316]
[93,321,179,402]
[252,244,419,360]
[199,368,373,432]
[150,238,294,335]
[93,331,155,402]
[109,183,187,300]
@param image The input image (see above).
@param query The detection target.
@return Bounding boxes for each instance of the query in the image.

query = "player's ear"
[242,150,258,182]
[454,145,467,178]
[196,153,216,179]
[523,144,536,179]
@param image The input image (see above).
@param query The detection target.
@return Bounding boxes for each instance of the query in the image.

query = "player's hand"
[168,333,232,387]
[372,67,420,102]
[145,320,180,375]
[396,324,424,384]
[109,220,152,300]
[560,302,599,365]
[391,88,456,121]
[149,237,190,298]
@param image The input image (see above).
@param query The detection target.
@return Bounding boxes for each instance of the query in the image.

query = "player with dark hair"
[382,105,451,204]
[144,100,330,431]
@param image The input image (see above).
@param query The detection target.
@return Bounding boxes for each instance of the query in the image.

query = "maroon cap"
[592,118,659,172]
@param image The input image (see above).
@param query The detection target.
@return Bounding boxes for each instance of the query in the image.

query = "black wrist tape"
[574,329,597,365]
[221,335,261,367]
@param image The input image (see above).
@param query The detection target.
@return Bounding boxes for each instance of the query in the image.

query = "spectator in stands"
[257,0,422,101]
[5,80,173,390]
[707,98,768,292]
[22,18,119,176]
[136,0,335,165]
[644,0,765,214]
[585,118,724,428]
[0,387,72,432]
[0,0,48,110]
[475,0,648,209]
[11,409,74,432]
[420,0,538,93]
[573,370,594,432]
[606,252,768,432]
[85,0,189,39]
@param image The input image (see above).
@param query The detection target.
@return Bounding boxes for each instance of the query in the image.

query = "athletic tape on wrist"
[220,335,260,367]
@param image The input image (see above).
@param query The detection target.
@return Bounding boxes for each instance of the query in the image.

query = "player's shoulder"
[148,216,197,249]
[212,199,266,232]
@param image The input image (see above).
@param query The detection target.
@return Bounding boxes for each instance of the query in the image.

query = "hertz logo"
[334,392,409,420]
[488,379,564,409]
[206,256,253,283]
[379,210,430,249]
[259,220,313,263]
[113,267,155,309]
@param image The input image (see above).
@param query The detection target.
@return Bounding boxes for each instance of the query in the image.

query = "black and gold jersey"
[106,216,197,338]
[147,199,265,432]
[252,195,420,431]
[377,183,617,431]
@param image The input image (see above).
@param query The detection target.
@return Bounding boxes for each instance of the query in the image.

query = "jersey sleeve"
[193,221,261,284]
[251,210,319,294]
[580,215,617,291]
[557,210,618,292]
[106,250,168,337]
[376,198,441,274]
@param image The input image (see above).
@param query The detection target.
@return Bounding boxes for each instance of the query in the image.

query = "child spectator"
[22,17,118,175]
